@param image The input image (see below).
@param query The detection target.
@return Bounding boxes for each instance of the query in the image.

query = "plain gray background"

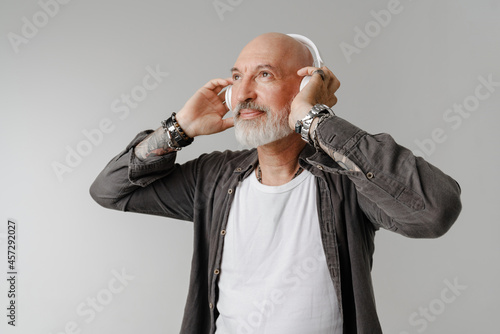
[1,0,499,333]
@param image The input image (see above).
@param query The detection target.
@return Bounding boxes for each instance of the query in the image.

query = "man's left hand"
[288,66,340,130]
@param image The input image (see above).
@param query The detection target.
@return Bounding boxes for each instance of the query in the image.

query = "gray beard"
[233,101,293,148]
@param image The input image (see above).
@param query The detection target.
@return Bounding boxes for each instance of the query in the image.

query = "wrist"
[289,103,313,130]
[161,112,194,149]
[175,110,196,138]
[294,104,334,145]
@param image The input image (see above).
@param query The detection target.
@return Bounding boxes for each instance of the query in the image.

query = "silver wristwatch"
[294,104,333,144]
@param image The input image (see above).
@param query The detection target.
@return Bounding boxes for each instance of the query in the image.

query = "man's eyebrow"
[230,64,282,75]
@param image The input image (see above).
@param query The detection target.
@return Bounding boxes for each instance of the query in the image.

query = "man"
[90,32,462,333]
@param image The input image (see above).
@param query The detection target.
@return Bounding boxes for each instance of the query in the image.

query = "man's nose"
[234,78,257,106]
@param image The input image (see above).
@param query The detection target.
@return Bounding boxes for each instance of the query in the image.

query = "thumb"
[222,117,235,130]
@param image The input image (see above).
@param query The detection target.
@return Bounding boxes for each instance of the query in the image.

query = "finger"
[220,94,229,112]
[222,116,234,130]
[203,78,230,89]
[299,66,336,80]
[217,86,230,100]
[326,75,340,93]
[321,67,339,85]
[214,78,233,99]
[313,69,326,81]
[216,77,234,94]
[204,78,232,92]
[218,93,232,115]
[319,67,340,89]
[306,68,327,89]
[297,66,319,77]
[218,91,227,103]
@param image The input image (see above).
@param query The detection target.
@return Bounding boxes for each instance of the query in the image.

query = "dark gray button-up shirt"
[90,115,462,333]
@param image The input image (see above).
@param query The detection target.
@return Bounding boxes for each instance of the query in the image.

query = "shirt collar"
[230,143,339,180]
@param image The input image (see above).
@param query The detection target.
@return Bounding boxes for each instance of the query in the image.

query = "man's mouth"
[238,109,265,120]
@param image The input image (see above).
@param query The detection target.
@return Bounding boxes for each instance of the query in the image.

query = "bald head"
[235,32,314,76]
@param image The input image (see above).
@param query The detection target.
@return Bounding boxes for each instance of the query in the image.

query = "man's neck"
[256,133,307,186]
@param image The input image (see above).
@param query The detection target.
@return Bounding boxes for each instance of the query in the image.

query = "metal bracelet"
[164,127,182,151]
[295,104,332,145]
[161,113,194,148]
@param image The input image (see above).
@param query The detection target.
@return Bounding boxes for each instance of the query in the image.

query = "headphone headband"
[286,33,324,68]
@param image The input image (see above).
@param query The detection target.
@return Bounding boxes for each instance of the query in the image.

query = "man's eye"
[233,74,241,80]
[262,72,270,78]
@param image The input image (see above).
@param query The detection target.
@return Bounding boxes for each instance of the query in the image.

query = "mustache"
[234,101,271,117]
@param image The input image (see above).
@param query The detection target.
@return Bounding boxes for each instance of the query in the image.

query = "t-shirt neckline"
[249,167,311,194]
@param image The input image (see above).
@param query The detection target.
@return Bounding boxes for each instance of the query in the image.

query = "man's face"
[230,34,310,147]
[233,100,292,148]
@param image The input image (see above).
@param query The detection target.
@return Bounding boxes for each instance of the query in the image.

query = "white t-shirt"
[214,169,343,334]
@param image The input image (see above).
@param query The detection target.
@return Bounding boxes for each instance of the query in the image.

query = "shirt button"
[214,269,220,275]
[209,303,213,309]
[317,165,324,170]
[235,167,242,172]
[366,172,374,179]
[221,230,226,236]
[228,189,233,194]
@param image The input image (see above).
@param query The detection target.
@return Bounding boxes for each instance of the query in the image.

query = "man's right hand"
[176,78,234,138]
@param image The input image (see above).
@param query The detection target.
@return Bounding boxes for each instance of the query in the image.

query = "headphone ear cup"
[225,85,233,111]
[299,76,311,91]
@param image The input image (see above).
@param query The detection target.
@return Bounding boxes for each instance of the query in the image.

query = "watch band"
[295,104,333,144]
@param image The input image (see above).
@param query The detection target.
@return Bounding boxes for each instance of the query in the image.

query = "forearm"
[134,126,177,161]
[90,130,179,213]
[311,115,462,238]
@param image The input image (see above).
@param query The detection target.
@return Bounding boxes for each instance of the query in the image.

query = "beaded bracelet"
[161,112,194,148]
[171,112,193,143]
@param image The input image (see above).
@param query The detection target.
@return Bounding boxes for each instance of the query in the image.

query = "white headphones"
[224,33,324,111]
